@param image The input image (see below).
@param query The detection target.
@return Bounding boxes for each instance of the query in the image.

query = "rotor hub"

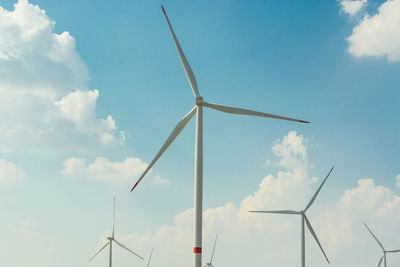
[196,97,204,106]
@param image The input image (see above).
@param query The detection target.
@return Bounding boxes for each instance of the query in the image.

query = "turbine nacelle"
[196,97,204,105]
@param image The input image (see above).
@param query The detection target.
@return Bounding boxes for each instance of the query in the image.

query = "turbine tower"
[250,166,334,267]
[364,223,400,267]
[203,234,218,267]
[89,197,143,267]
[131,5,309,267]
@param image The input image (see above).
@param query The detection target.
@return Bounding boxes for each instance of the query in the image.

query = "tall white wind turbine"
[203,235,218,267]
[364,223,400,267]
[89,197,143,267]
[250,166,334,267]
[131,5,310,267]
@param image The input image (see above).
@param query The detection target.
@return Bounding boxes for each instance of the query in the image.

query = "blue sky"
[0,0,399,266]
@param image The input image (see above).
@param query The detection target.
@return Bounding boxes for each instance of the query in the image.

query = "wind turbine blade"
[161,5,200,98]
[249,210,301,215]
[378,255,384,267]
[304,215,330,264]
[112,196,115,238]
[89,242,110,262]
[114,239,144,260]
[387,249,400,253]
[364,223,385,251]
[210,234,218,264]
[203,102,309,123]
[147,248,154,267]
[304,166,334,212]
[131,106,197,191]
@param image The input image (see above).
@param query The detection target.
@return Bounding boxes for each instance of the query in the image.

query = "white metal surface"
[147,249,154,267]
[301,216,305,267]
[161,5,199,98]
[194,104,203,267]
[89,242,109,262]
[203,102,309,123]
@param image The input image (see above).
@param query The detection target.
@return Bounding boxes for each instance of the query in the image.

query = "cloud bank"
[95,131,400,267]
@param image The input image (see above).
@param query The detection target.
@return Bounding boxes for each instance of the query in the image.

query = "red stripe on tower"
[193,247,202,253]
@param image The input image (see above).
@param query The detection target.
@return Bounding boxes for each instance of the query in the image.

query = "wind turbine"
[250,166,334,267]
[130,5,310,267]
[364,223,400,267]
[89,197,143,267]
[203,234,218,267]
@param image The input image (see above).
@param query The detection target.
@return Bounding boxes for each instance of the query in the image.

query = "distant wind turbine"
[130,5,309,267]
[203,235,218,267]
[250,166,334,267]
[364,223,400,267]
[89,197,143,267]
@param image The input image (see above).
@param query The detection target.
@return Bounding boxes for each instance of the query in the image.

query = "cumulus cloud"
[347,0,400,61]
[55,90,120,145]
[339,0,368,16]
[105,131,400,267]
[272,131,308,169]
[0,159,25,186]
[0,0,124,153]
[0,0,88,97]
[62,157,150,184]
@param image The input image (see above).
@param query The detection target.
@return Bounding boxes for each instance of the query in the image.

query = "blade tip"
[161,4,166,14]
[299,120,310,124]
[131,182,139,192]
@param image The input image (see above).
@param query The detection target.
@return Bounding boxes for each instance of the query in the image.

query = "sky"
[0,0,399,266]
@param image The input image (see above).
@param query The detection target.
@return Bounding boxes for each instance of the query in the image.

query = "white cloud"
[153,175,170,185]
[0,0,124,153]
[0,159,25,186]
[110,132,400,267]
[339,0,367,16]
[272,131,308,170]
[55,90,120,145]
[347,0,400,61]
[62,157,149,184]
[396,174,400,188]
[0,0,88,97]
